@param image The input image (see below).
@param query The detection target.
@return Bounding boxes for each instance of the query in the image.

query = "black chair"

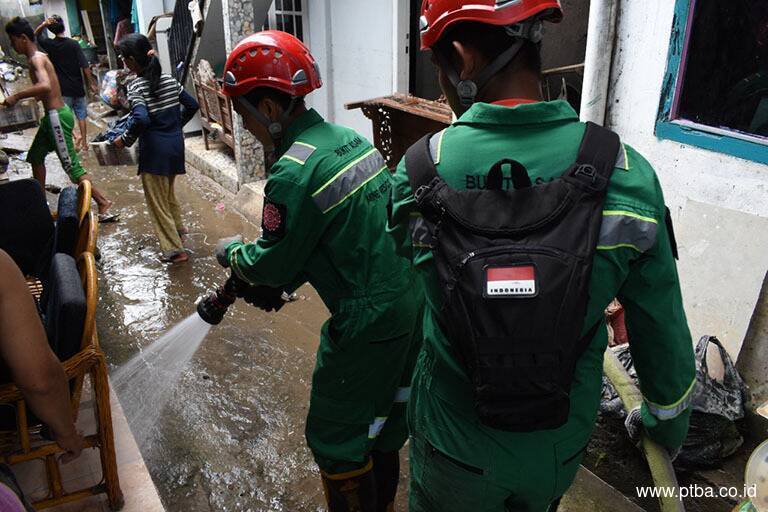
[53,186,79,257]
[0,179,54,279]
[41,253,86,362]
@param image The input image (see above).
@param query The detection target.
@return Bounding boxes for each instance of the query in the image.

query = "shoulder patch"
[615,144,629,171]
[281,141,317,166]
[261,199,287,239]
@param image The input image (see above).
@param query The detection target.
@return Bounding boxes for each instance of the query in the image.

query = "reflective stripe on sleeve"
[597,211,658,253]
[615,144,629,170]
[429,130,446,164]
[281,141,317,165]
[368,417,388,439]
[644,378,696,421]
[312,149,387,213]
[394,386,411,403]
[409,213,434,249]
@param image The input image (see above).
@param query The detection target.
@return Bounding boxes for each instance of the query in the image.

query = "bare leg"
[77,175,112,215]
[31,162,46,188]
[78,119,89,152]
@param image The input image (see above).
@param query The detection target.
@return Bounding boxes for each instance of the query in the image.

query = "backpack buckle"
[574,164,597,183]
[414,184,431,202]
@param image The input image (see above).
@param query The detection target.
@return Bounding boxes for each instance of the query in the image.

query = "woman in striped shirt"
[113,34,199,263]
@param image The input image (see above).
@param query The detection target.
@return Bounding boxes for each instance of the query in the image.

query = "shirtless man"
[3,17,115,221]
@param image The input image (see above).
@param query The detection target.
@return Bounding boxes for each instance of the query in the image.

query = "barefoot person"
[3,17,116,222]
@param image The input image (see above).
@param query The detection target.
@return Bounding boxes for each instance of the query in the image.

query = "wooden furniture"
[192,76,236,152]
[1,182,122,510]
[346,93,453,169]
[76,180,92,226]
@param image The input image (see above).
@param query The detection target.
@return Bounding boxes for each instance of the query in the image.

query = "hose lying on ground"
[603,347,686,512]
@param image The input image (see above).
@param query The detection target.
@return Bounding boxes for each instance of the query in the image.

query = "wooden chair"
[76,180,92,226]
[0,253,124,510]
[192,76,236,152]
[75,210,98,261]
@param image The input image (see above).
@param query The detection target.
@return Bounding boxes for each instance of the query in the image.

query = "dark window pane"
[276,14,284,31]
[295,0,301,11]
[678,0,768,136]
[296,17,303,40]
[283,14,295,36]
[283,0,293,11]
[275,0,282,9]
[263,15,269,30]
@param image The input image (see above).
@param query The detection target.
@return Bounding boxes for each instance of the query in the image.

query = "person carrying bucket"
[214,31,422,511]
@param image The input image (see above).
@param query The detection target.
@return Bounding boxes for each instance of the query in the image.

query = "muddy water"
[12,129,389,511]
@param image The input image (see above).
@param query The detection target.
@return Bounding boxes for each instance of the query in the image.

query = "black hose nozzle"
[197,276,241,325]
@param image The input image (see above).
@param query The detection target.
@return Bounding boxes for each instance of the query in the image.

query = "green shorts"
[26,106,87,183]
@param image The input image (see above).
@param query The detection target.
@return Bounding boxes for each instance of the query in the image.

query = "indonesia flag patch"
[486,266,537,298]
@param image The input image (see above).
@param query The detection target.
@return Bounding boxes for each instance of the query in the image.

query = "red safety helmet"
[419,0,563,49]
[221,30,322,98]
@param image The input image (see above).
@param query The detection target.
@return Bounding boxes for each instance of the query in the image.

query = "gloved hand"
[215,235,243,268]
[624,406,681,460]
[624,406,644,446]
[241,285,287,312]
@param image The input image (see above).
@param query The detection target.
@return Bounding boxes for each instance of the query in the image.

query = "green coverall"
[388,100,696,511]
[225,108,422,474]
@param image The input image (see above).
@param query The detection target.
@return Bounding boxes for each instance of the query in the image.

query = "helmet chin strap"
[435,20,541,108]
[235,96,299,143]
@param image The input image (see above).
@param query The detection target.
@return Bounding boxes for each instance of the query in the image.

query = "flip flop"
[98,212,120,223]
[160,251,189,263]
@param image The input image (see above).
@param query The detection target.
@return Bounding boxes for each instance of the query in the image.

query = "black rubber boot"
[371,450,400,512]
[321,461,378,512]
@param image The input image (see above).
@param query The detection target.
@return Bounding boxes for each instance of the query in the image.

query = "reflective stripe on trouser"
[140,173,185,255]
[597,211,658,252]
[367,387,411,440]
[312,149,387,213]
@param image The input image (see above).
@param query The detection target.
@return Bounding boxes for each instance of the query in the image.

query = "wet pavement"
[4,125,400,511]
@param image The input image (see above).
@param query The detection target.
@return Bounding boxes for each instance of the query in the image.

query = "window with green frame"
[656,0,768,164]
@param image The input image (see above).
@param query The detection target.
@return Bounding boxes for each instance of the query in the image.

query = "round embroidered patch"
[263,202,283,232]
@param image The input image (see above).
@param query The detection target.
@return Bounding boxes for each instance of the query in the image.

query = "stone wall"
[221,0,269,187]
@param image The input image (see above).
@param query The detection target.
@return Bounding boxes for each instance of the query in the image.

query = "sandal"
[98,212,120,223]
[160,251,189,263]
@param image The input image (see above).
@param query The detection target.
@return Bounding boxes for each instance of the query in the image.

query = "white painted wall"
[136,0,167,34]
[43,0,71,36]
[607,0,768,359]
[305,0,398,140]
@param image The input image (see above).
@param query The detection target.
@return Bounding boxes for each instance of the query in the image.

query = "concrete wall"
[606,0,768,377]
[306,0,397,140]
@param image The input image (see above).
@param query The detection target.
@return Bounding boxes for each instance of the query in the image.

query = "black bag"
[675,336,747,470]
[405,122,620,432]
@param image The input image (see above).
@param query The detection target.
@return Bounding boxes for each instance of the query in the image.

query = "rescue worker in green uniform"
[388,1,696,510]
[214,31,421,512]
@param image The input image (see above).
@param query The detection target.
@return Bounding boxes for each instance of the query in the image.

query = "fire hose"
[603,347,686,512]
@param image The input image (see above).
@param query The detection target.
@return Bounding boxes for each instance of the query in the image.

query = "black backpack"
[405,122,621,432]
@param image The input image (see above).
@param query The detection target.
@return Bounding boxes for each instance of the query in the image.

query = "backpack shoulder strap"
[404,132,441,198]
[566,122,621,193]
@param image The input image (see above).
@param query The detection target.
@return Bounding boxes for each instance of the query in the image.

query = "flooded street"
[6,124,399,511]
[89,150,331,511]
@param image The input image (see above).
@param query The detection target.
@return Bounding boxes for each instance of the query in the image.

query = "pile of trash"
[99,69,136,111]
[601,335,748,471]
